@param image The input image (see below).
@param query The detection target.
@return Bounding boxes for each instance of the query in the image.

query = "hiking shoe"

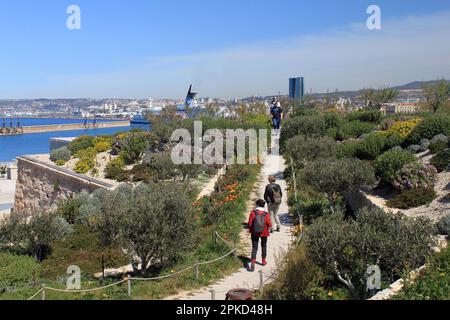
[250,259,256,272]
[262,259,267,266]
[277,226,281,232]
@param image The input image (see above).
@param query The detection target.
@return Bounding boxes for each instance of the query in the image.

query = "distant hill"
[392,80,450,91]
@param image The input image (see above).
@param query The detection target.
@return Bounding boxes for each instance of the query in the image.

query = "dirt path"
[166,132,293,300]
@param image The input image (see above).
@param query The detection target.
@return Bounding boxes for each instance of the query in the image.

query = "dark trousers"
[251,234,268,260]
[272,118,281,130]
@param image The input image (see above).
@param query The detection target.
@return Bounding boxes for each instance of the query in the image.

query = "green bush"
[437,215,450,236]
[346,109,383,123]
[285,135,337,167]
[305,208,435,299]
[336,121,376,141]
[406,115,450,145]
[395,246,450,300]
[281,116,327,145]
[118,133,150,164]
[336,140,360,158]
[50,147,71,163]
[105,156,129,181]
[0,253,42,293]
[430,149,450,172]
[386,187,437,209]
[384,133,405,150]
[93,137,112,153]
[373,150,416,185]
[74,159,93,174]
[392,162,437,191]
[262,244,326,300]
[302,158,376,212]
[68,136,95,155]
[428,135,449,154]
[324,112,343,129]
[355,133,386,160]
[0,211,73,262]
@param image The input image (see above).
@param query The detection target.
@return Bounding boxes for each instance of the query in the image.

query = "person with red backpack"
[247,199,272,272]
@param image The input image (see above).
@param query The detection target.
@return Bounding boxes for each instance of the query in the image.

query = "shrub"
[384,118,421,138]
[93,137,112,153]
[406,115,450,145]
[50,147,71,163]
[336,121,376,141]
[302,158,376,212]
[430,149,450,172]
[118,133,150,164]
[346,109,383,123]
[395,246,450,300]
[429,134,449,154]
[386,187,437,209]
[437,215,450,236]
[407,144,422,154]
[373,150,416,185]
[392,162,438,191]
[336,140,360,158]
[262,244,326,300]
[55,159,66,166]
[68,135,95,155]
[281,115,327,144]
[74,159,93,174]
[74,146,97,160]
[285,135,337,167]
[94,183,196,275]
[146,152,177,181]
[0,211,73,262]
[305,208,435,298]
[0,253,42,293]
[355,133,386,160]
[324,112,343,129]
[384,133,405,150]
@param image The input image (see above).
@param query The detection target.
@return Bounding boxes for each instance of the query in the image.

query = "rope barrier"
[26,231,238,300]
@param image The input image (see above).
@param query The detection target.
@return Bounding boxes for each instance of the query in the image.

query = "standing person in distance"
[270,101,283,131]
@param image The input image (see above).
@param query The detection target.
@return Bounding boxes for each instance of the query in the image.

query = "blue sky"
[1,0,450,99]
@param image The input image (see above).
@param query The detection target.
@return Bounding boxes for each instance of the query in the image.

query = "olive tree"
[0,211,73,262]
[305,208,435,299]
[94,183,195,275]
[302,158,376,213]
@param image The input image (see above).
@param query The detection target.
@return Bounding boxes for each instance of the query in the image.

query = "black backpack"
[271,184,282,205]
[253,210,267,233]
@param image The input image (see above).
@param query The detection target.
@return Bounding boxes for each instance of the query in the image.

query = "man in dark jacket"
[247,199,272,272]
[270,101,283,130]
[264,176,282,232]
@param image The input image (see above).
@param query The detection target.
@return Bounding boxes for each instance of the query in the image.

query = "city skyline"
[1,0,450,99]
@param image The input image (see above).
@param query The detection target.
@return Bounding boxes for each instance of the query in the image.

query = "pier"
[0,120,130,135]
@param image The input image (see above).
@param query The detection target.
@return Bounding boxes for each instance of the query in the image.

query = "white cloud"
[36,10,450,98]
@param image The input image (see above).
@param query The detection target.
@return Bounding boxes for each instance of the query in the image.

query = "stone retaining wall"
[14,156,113,212]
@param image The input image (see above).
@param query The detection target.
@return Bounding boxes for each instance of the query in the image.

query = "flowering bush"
[392,162,438,191]
[383,118,421,138]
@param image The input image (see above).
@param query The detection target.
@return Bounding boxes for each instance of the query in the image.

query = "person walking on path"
[264,175,283,233]
[247,199,272,272]
[270,101,283,130]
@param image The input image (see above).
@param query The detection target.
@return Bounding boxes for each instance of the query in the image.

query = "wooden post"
[127,276,132,297]
[259,270,264,293]
[210,289,216,301]
[212,230,217,245]
[101,254,105,279]
[41,288,46,301]
[195,261,200,280]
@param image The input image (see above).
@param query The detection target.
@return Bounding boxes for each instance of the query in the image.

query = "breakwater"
[21,120,130,134]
